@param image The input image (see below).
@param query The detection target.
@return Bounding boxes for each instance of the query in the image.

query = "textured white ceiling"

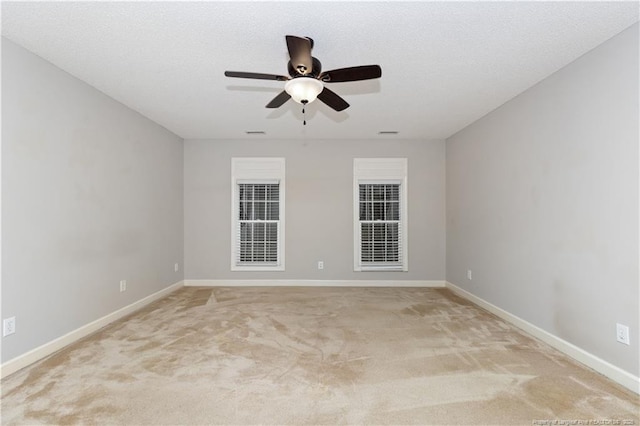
[2,1,638,140]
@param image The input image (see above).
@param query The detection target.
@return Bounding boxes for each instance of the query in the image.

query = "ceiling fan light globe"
[285,77,323,105]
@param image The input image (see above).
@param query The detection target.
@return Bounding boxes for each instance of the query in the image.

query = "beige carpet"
[1,286,638,425]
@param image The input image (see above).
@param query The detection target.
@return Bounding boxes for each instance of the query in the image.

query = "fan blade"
[286,35,313,75]
[320,65,382,83]
[225,71,289,81]
[266,91,291,108]
[317,87,349,111]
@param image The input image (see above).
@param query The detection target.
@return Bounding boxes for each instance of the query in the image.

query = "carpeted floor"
[1,286,638,425]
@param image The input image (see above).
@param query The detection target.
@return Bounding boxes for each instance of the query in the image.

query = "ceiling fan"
[224,35,382,114]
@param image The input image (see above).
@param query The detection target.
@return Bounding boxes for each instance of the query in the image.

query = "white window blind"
[231,158,285,271]
[354,158,408,272]
[359,183,401,266]
[238,183,279,264]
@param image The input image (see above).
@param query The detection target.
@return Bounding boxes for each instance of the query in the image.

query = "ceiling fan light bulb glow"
[285,77,323,104]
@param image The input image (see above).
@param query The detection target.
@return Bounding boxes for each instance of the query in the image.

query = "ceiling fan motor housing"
[288,57,322,78]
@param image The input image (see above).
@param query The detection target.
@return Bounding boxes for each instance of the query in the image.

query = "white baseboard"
[445,281,640,394]
[184,279,446,288]
[0,281,184,379]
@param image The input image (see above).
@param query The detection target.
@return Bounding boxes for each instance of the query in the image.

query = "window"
[354,158,407,271]
[231,158,285,271]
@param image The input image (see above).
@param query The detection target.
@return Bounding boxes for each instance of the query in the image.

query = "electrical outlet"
[174,263,179,272]
[3,317,16,337]
[318,261,324,270]
[616,323,630,345]
[467,270,473,280]
[120,280,127,292]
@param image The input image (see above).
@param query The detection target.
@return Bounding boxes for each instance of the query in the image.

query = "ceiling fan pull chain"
[302,100,308,125]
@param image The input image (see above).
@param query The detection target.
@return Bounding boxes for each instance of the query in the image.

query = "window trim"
[231,158,285,271]
[353,158,408,272]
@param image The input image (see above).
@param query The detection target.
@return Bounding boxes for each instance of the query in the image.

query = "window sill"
[232,265,285,272]
[357,266,406,272]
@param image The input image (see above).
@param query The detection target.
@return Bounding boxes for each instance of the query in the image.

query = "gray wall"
[446,24,639,375]
[184,138,446,281]
[1,38,184,362]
